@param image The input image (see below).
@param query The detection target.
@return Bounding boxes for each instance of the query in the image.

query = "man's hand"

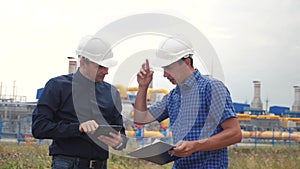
[98,132,123,148]
[168,140,200,157]
[79,120,99,133]
[137,59,154,88]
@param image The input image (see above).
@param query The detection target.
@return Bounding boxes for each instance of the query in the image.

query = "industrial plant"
[0,59,299,144]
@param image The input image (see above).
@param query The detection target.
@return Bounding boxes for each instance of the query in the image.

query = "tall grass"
[0,142,299,169]
[229,146,300,169]
[0,142,51,169]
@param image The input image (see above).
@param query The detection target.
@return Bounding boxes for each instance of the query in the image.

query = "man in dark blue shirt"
[32,35,127,169]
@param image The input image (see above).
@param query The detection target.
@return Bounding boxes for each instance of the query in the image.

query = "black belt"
[54,155,107,169]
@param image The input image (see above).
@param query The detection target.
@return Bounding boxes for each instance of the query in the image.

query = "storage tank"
[250,81,263,110]
[292,86,300,112]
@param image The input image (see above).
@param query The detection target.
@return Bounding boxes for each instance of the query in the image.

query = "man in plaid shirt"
[134,36,242,169]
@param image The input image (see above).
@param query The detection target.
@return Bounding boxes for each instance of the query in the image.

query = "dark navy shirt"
[32,70,126,160]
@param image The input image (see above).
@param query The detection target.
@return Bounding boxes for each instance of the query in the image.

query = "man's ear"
[79,59,85,67]
[184,57,191,66]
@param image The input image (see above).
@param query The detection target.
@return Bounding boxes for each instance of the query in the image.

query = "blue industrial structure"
[269,106,290,116]
[233,102,266,115]
[283,111,300,118]
[233,103,250,113]
[36,88,44,99]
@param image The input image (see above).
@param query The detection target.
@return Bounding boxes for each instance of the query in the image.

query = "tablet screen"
[93,125,122,137]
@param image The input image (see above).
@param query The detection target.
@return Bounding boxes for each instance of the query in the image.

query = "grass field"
[0,142,299,169]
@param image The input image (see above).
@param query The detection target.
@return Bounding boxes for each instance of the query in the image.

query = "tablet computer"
[93,125,122,137]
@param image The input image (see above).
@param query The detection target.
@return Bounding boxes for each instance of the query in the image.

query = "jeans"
[52,156,107,169]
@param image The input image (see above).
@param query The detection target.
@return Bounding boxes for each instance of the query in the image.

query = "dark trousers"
[52,155,107,169]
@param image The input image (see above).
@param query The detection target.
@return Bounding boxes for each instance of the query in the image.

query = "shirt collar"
[178,69,201,90]
[73,68,94,86]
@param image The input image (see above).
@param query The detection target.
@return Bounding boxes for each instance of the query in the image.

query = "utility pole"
[0,81,2,99]
[265,97,269,115]
[13,80,16,102]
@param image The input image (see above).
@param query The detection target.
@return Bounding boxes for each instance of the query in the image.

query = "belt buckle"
[89,160,96,168]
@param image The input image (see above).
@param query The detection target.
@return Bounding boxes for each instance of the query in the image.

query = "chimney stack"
[67,57,77,74]
[292,86,300,112]
[250,81,263,110]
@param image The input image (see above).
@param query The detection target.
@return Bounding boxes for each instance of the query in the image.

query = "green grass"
[0,142,51,169]
[0,142,299,169]
[229,146,300,169]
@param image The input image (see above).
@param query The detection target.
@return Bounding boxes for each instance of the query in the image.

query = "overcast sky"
[0,0,299,108]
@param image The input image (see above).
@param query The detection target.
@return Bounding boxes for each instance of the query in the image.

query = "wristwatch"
[114,142,123,149]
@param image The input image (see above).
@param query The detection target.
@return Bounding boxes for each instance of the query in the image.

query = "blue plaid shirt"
[149,69,236,169]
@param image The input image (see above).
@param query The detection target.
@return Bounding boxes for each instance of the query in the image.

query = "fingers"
[146,59,149,69]
[169,150,190,157]
[138,67,147,78]
[138,59,153,76]
[79,120,99,133]
[98,132,122,147]
[144,59,150,70]
[80,121,123,148]
[176,140,183,147]
[169,142,182,156]
[168,141,192,157]
[142,59,151,72]
[141,59,149,70]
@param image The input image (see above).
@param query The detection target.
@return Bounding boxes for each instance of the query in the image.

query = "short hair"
[79,55,91,64]
[181,54,194,67]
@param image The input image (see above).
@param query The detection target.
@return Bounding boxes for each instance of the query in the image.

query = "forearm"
[195,118,242,152]
[135,86,148,110]
[134,86,154,124]
[171,123,242,158]
[32,119,81,139]
[196,127,241,152]
[32,108,82,139]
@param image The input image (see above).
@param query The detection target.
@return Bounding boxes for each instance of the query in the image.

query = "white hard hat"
[76,35,117,67]
[153,36,194,67]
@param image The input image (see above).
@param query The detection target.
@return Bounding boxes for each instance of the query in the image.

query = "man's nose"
[163,70,168,77]
[104,68,109,74]
[101,67,109,74]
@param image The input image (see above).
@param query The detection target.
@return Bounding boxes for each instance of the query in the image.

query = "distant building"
[269,106,290,116]
[233,102,250,113]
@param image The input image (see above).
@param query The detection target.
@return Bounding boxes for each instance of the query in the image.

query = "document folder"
[127,139,180,165]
